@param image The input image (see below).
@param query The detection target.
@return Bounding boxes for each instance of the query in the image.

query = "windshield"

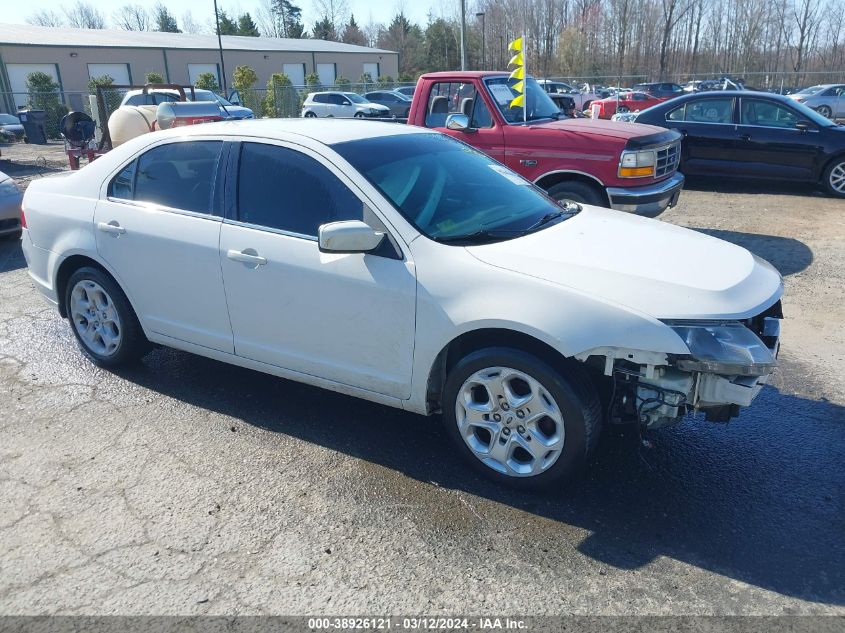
[796,85,825,95]
[332,133,576,243]
[0,114,19,124]
[484,76,562,124]
[344,92,368,104]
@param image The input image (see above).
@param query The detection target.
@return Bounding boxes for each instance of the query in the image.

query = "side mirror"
[446,113,472,131]
[795,120,811,131]
[318,220,384,254]
[228,90,241,105]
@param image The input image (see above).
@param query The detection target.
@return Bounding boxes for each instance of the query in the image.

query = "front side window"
[237,142,362,237]
[332,133,576,243]
[740,99,798,128]
[424,82,493,129]
[116,141,223,213]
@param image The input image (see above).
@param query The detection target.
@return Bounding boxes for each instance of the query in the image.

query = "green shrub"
[145,71,165,84]
[25,71,68,139]
[194,72,220,91]
[264,73,299,118]
[232,65,262,116]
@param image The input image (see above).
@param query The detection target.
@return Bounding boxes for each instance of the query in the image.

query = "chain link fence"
[0,81,417,142]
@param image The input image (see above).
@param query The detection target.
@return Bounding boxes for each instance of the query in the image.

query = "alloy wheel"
[455,366,565,477]
[69,280,122,357]
[817,105,833,119]
[830,161,845,194]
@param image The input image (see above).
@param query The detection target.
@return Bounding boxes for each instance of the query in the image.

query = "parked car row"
[628,90,845,197]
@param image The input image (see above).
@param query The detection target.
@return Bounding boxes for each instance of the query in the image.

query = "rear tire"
[816,105,833,119]
[442,347,603,489]
[65,266,148,368]
[546,180,606,207]
[304,111,317,118]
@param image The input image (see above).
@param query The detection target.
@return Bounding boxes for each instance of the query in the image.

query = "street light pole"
[213,0,228,93]
[476,12,486,70]
[460,0,467,70]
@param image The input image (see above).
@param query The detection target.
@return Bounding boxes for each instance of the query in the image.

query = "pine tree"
[153,3,180,32]
[217,10,238,35]
[237,12,260,36]
[341,14,367,46]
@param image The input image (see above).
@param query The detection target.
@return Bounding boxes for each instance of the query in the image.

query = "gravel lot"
[0,140,843,616]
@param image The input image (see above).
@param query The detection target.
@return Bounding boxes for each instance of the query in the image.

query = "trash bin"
[17,109,48,145]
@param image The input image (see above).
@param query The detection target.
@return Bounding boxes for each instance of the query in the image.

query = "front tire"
[65,267,148,368]
[354,112,365,118]
[823,157,845,198]
[546,180,606,207]
[442,348,602,489]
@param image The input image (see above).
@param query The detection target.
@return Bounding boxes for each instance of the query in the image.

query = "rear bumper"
[606,172,685,218]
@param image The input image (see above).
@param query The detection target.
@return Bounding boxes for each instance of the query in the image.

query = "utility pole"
[460,0,467,70]
[213,0,228,93]
[476,12,486,70]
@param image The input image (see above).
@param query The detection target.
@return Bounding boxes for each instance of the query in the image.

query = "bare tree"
[181,11,203,34]
[63,1,106,29]
[27,9,65,27]
[312,0,350,36]
[114,4,150,31]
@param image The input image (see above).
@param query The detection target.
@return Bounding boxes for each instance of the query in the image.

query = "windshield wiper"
[524,206,579,232]
[432,229,522,244]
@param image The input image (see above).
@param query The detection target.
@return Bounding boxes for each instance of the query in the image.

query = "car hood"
[465,206,782,320]
[359,103,390,111]
[528,117,670,141]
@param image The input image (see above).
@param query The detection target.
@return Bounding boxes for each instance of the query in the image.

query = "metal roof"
[0,23,395,55]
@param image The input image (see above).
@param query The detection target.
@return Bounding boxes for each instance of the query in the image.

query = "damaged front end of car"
[584,301,783,429]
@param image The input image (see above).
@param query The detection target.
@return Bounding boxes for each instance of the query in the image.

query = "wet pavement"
[0,180,843,615]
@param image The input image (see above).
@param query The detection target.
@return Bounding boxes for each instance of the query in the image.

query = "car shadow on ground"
[117,348,845,606]
[0,235,25,272]
[683,176,828,198]
[690,227,813,276]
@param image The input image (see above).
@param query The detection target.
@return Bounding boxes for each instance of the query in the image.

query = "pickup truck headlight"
[669,323,777,376]
[618,149,656,178]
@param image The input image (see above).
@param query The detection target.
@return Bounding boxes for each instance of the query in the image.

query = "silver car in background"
[788,84,845,120]
[0,171,23,238]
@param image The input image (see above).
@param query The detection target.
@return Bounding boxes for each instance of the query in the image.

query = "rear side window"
[109,141,223,214]
[236,142,362,237]
[313,94,329,104]
[676,98,734,123]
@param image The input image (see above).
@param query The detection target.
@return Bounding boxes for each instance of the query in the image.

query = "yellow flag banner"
[509,66,525,80]
[508,52,524,67]
[509,93,525,108]
[512,80,524,93]
[508,37,523,52]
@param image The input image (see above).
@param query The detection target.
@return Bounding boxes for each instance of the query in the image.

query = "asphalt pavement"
[0,179,843,615]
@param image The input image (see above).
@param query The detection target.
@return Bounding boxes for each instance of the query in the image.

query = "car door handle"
[97,221,126,235]
[738,134,752,141]
[226,249,267,266]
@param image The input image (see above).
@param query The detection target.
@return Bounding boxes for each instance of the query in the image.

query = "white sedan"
[21,119,783,487]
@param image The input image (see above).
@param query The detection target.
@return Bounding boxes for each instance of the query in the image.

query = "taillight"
[20,204,26,229]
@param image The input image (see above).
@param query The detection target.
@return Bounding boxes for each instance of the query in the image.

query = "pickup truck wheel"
[443,348,602,489]
[546,181,605,207]
[823,157,845,197]
[65,267,148,368]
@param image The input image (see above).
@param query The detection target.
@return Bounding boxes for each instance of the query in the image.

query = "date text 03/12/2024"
[307,617,528,630]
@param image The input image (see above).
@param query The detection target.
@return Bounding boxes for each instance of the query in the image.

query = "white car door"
[333,93,356,117]
[218,140,417,399]
[95,140,234,353]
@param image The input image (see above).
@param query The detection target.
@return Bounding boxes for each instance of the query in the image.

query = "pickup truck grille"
[655,142,680,178]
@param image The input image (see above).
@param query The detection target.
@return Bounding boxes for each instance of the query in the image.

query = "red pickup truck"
[407,72,684,216]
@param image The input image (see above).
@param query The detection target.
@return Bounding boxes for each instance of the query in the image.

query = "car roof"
[150,117,432,145]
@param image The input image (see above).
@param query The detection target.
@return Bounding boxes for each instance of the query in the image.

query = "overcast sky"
[3,0,456,35]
